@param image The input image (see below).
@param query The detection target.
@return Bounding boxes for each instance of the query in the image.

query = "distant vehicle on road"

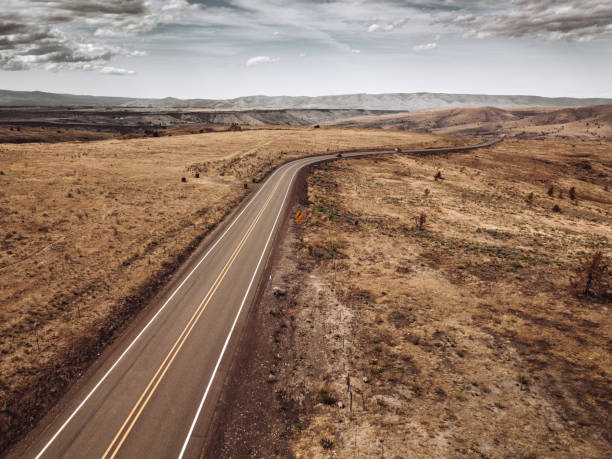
[394,147,402,152]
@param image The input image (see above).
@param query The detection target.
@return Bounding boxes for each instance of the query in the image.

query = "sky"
[0,0,611,99]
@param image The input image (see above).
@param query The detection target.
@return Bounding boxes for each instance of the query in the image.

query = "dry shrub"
[434,171,443,181]
[423,188,430,198]
[570,251,611,298]
[414,212,427,231]
[319,385,336,405]
[547,184,554,197]
[569,186,577,200]
[525,192,534,204]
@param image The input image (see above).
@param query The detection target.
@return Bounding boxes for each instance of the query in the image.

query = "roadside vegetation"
[277,139,610,457]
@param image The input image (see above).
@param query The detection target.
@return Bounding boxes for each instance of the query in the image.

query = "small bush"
[424,188,430,198]
[194,172,200,178]
[552,204,561,213]
[547,184,554,197]
[181,177,187,183]
[319,387,336,405]
[414,213,427,231]
[570,251,610,298]
[434,171,443,181]
[320,438,333,449]
[569,186,577,200]
[525,192,534,204]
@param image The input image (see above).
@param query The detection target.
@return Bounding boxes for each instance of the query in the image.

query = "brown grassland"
[234,139,611,457]
[0,126,459,450]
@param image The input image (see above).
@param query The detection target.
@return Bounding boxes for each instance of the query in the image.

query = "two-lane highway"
[14,139,499,458]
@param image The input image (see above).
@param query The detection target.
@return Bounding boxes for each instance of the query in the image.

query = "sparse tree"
[414,213,427,231]
[570,251,610,298]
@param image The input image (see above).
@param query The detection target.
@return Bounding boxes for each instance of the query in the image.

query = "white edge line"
[177,160,303,459]
[37,141,495,458]
[34,166,285,459]
[175,145,492,456]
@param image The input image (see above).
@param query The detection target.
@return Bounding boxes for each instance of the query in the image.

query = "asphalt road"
[13,139,499,459]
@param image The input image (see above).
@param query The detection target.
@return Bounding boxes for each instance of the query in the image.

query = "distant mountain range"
[0,89,610,110]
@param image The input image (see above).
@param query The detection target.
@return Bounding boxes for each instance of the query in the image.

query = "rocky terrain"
[0,107,394,143]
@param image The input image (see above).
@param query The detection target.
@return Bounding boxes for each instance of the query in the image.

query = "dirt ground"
[210,138,611,457]
[0,127,459,452]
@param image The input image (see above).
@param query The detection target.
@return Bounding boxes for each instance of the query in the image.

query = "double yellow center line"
[101,168,289,458]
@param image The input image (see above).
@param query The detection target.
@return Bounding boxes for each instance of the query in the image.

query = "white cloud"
[351,49,361,54]
[100,66,136,75]
[298,53,306,57]
[245,55,280,67]
[412,42,437,52]
[367,18,408,33]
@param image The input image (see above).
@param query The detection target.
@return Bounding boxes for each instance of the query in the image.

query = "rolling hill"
[1,89,610,110]
[328,105,612,141]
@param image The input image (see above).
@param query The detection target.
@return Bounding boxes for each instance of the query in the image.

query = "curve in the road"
[18,138,500,459]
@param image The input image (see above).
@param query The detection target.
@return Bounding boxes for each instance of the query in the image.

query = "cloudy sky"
[1,0,611,99]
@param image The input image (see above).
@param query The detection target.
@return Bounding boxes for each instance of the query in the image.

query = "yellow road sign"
[295,210,303,225]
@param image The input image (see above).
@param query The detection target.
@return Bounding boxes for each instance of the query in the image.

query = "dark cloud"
[0,0,194,73]
[447,0,612,42]
[186,0,253,11]
[32,0,147,16]
[0,20,27,35]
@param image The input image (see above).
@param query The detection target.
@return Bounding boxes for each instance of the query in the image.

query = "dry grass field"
[0,126,459,450]
[258,139,611,457]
